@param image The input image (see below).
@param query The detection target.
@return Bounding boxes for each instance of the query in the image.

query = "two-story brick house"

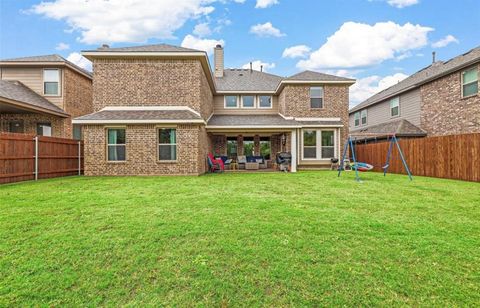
[73,44,355,175]
[0,55,93,138]
[349,46,480,138]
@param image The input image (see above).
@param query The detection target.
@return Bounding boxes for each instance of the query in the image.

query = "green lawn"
[1,172,479,306]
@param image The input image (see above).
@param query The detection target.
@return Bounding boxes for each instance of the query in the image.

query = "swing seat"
[382,164,389,169]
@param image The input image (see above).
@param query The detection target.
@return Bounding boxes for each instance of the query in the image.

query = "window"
[310,86,324,108]
[243,137,254,156]
[260,137,271,159]
[462,68,478,97]
[354,112,360,127]
[225,96,238,108]
[241,96,255,108]
[321,131,335,158]
[158,128,176,161]
[361,110,367,125]
[303,130,317,159]
[43,69,60,95]
[303,129,336,159]
[227,137,238,158]
[73,124,82,140]
[390,97,400,117]
[107,128,126,161]
[8,121,24,133]
[36,123,52,136]
[259,96,272,108]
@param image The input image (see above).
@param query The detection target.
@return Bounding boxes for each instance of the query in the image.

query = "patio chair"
[237,155,247,169]
[207,153,224,173]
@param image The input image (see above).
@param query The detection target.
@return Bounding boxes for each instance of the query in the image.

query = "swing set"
[338,133,413,182]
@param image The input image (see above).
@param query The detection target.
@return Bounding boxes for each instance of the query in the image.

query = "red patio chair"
[207,153,224,172]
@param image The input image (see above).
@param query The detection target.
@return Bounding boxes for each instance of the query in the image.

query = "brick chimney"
[214,44,224,78]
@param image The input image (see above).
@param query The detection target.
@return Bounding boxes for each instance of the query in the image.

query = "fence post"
[78,141,81,175]
[34,136,39,181]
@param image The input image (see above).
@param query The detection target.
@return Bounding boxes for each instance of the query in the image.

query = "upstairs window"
[361,110,367,125]
[241,95,255,108]
[310,86,323,108]
[158,128,176,161]
[259,96,272,108]
[43,69,60,95]
[107,128,126,161]
[390,97,400,117]
[354,112,360,127]
[225,96,238,108]
[462,68,478,97]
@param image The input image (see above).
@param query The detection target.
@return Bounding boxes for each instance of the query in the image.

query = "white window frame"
[43,69,61,96]
[224,95,239,108]
[106,127,126,162]
[361,109,367,125]
[301,129,337,160]
[158,128,177,162]
[310,86,324,109]
[354,112,360,127]
[258,95,273,109]
[241,95,256,108]
[390,97,400,118]
[461,67,479,98]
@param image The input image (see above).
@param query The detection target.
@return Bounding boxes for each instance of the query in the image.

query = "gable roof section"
[0,80,68,117]
[350,46,480,113]
[286,70,355,82]
[350,118,426,137]
[1,54,92,79]
[215,69,283,92]
[207,114,299,127]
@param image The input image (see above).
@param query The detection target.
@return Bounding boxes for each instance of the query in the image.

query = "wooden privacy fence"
[0,132,83,184]
[354,133,480,182]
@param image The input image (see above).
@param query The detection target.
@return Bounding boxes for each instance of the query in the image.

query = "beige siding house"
[349,46,480,138]
[73,44,356,176]
[0,55,93,138]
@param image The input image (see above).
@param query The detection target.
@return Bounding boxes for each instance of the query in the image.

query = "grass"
[0,171,479,306]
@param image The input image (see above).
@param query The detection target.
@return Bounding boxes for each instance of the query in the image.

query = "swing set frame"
[338,133,413,182]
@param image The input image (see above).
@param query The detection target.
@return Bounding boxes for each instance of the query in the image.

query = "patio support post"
[34,136,39,181]
[290,129,297,172]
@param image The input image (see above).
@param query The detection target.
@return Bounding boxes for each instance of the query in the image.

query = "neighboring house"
[73,44,355,175]
[349,46,480,138]
[0,55,93,138]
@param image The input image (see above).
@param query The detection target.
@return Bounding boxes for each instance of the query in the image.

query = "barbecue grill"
[276,152,292,172]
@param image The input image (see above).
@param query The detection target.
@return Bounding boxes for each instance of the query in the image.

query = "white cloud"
[297,21,433,70]
[432,35,459,48]
[181,34,224,55]
[55,42,70,50]
[349,73,408,107]
[193,22,212,37]
[387,0,419,8]
[242,60,275,72]
[250,22,285,37]
[67,52,92,72]
[282,45,311,59]
[233,0,246,3]
[255,0,279,9]
[31,0,215,44]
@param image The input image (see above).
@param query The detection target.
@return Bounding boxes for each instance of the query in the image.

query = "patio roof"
[207,114,300,128]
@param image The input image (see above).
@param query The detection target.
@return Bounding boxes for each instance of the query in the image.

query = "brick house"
[349,46,480,138]
[0,55,93,138]
[73,44,355,175]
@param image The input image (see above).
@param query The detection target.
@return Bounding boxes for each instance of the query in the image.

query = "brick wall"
[82,124,207,176]
[421,64,480,136]
[92,58,213,119]
[0,113,66,137]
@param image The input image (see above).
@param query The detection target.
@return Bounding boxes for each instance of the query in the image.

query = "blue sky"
[1,0,479,106]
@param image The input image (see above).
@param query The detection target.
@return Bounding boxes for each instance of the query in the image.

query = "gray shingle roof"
[83,43,202,53]
[215,69,283,92]
[207,114,299,127]
[351,46,480,113]
[0,80,67,116]
[1,54,93,77]
[350,119,426,137]
[286,70,355,82]
[74,109,202,123]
